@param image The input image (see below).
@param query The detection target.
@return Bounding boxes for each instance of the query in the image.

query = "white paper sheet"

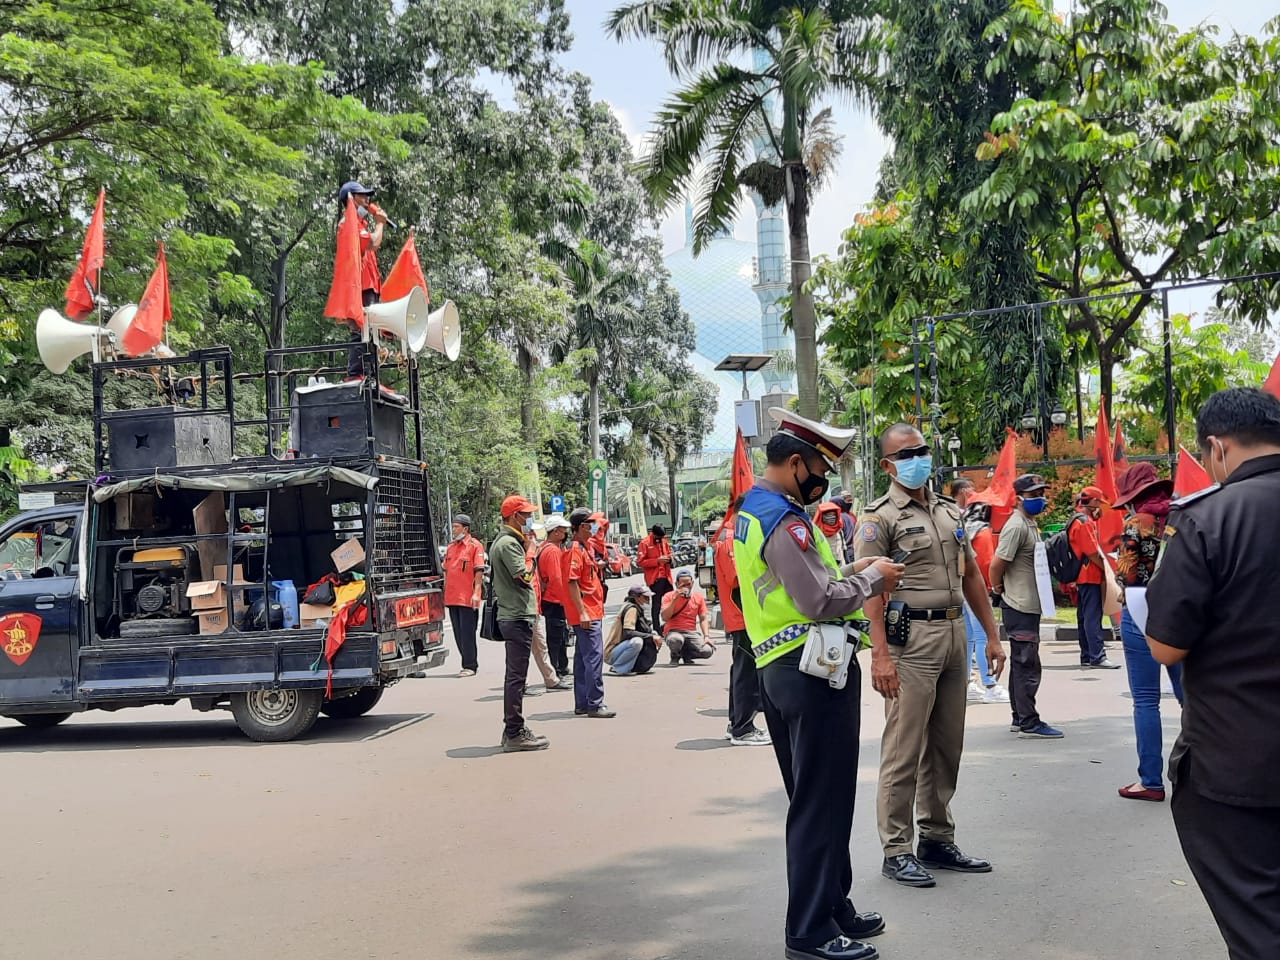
[1125,586,1149,635]
[1033,541,1056,618]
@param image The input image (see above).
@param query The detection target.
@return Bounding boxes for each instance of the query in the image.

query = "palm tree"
[608,1,879,419]
[607,459,670,515]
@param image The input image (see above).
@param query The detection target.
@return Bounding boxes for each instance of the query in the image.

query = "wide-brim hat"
[1115,463,1172,507]
[768,408,856,470]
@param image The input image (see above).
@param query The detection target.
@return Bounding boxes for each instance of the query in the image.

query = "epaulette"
[864,494,891,512]
[935,492,957,504]
[1171,484,1221,509]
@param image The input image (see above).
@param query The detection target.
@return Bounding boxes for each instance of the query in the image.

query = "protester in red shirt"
[637,524,675,629]
[1071,485,1120,669]
[661,568,714,665]
[565,508,615,718]
[532,517,573,687]
[442,513,484,676]
[714,517,768,745]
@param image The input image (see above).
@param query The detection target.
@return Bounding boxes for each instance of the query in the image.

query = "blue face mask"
[1021,496,1048,516]
[522,517,534,533]
[590,522,600,535]
[894,454,933,490]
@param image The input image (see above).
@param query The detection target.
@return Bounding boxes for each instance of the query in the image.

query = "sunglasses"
[885,445,931,462]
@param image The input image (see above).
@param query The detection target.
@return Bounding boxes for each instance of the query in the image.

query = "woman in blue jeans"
[1113,463,1180,801]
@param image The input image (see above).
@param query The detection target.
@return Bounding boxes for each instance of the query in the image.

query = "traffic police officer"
[1146,387,1280,960]
[734,408,904,960]
[856,423,1005,888]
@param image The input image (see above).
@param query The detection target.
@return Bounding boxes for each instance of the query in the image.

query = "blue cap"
[337,180,374,205]
[675,568,693,582]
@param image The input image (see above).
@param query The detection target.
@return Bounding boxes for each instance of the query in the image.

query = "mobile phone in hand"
[891,549,911,564]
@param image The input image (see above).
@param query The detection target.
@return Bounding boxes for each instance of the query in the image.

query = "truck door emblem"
[0,613,41,667]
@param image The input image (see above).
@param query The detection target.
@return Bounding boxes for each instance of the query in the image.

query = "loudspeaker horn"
[425,299,461,361]
[105,303,174,359]
[36,309,113,374]
[364,286,429,355]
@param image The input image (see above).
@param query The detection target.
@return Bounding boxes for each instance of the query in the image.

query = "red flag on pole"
[968,429,1018,532]
[121,243,171,356]
[1264,351,1280,400]
[64,188,105,320]
[1173,445,1213,498]
[715,428,757,539]
[1094,401,1124,551]
[380,229,429,304]
[1112,419,1129,472]
[324,196,365,326]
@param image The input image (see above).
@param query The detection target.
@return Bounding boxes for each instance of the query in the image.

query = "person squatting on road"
[858,423,1006,889]
[734,407,904,960]
[491,495,548,753]
[604,583,661,676]
[565,508,616,719]
[661,569,715,665]
[1146,387,1280,960]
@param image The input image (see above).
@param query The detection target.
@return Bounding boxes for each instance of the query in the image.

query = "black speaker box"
[104,408,232,472]
[291,382,406,459]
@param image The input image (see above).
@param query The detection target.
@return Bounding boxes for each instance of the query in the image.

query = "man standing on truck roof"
[493,495,550,752]
[443,513,485,677]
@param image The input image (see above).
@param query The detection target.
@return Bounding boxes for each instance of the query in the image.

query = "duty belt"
[752,619,870,658]
[906,605,963,622]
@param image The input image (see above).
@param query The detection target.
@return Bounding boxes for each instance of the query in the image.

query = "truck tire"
[230,689,322,742]
[119,617,198,639]
[320,686,384,719]
[11,713,73,729]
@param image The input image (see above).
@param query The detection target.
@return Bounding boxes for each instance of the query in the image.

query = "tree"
[964,0,1280,414]
[607,0,880,419]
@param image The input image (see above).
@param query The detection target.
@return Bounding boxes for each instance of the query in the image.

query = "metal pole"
[1036,305,1049,460]
[911,317,923,425]
[1073,343,1084,441]
[1162,290,1177,476]
[928,321,943,490]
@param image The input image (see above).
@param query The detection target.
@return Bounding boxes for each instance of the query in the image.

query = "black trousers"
[633,637,659,675]
[727,630,762,737]
[1003,606,1042,729]
[448,604,479,672]
[1172,756,1280,960]
[759,650,861,950]
[651,577,673,631]
[500,618,534,738]
[543,602,570,676]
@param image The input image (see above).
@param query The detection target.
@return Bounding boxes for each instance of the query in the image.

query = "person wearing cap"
[605,584,662,676]
[713,503,770,746]
[637,524,676,629]
[989,473,1063,739]
[442,513,485,677]
[1145,388,1280,958]
[491,495,549,752]
[1111,461,1182,802]
[525,521,572,693]
[536,515,574,683]
[1069,485,1120,669]
[857,423,1005,889]
[587,512,611,599]
[661,568,715,665]
[564,508,616,718]
[335,180,387,379]
[734,407,904,960]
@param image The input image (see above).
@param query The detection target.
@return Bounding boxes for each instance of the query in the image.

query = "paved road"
[1,573,1220,959]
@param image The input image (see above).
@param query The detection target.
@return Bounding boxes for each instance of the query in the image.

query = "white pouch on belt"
[799,623,856,689]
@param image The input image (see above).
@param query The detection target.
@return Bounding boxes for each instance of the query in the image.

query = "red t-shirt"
[662,589,708,636]
[536,542,567,609]
[712,528,746,633]
[442,535,485,607]
[971,527,995,590]
[1069,515,1104,585]
[564,541,605,626]
[636,533,674,586]
[359,222,381,295]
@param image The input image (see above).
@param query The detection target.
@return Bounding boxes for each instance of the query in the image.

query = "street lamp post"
[947,432,961,469]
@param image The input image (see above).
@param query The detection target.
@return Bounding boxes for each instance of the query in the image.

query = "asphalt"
[0,571,1222,959]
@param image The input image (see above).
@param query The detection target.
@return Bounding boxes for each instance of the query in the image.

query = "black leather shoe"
[882,854,936,887]
[784,935,878,960]
[837,911,885,939]
[917,839,992,873]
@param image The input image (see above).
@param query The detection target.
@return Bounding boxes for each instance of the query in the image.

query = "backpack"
[1044,514,1086,584]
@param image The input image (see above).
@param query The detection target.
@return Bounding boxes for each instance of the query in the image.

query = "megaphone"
[364,286,429,355]
[36,309,114,374]
[425,299,461,362]
[104,303,174,359]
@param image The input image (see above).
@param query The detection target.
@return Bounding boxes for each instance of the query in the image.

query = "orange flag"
[1112,419,1129,472]
[380,229,429,303]
[968,429,1018,532]
[1094,402,1123,552]
[730,428,754,503]
[1264,351,1280,400]
[64,188,106,320]
[324,195,365,325]
[122,243,171,356]
[1174,445,1213,497]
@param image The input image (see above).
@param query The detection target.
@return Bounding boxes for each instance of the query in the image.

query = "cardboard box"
[186,580,227,612]
[214,563,248,584]
[299,602,333,628]
[331,537,365,573]
[193,492,228,583]
[195,608,229,635]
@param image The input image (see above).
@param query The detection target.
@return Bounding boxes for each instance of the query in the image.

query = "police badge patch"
[787,521,811,550]
[860,520,879,542]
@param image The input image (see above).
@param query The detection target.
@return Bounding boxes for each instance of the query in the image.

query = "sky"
[560,0,1275,300]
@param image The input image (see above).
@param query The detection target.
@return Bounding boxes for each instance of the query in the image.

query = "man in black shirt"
[1146,387,1280,960]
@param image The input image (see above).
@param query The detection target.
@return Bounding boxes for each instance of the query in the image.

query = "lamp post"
[947,432,961,469]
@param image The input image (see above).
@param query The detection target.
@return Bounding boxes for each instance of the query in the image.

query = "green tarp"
[92,465,377,502]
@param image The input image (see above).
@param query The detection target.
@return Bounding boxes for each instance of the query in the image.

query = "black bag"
[1044,514,1085,584]
[885,600,910,647]
[479,531,509,642]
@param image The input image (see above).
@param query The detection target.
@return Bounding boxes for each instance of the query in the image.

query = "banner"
[625,483,646,537]
[588,460,607,515]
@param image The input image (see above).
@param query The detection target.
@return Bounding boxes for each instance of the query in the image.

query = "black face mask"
[794,458,829,505]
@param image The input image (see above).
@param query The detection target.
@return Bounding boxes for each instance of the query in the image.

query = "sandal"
[1118,782,1166,802]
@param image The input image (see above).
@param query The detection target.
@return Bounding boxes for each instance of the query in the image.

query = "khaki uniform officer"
[856,423,1006,889]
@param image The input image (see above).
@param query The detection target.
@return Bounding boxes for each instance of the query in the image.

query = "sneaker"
[730,728,772,746]
[1018,722,1065,739]
[458,668,477,678]
[501,727,549,752]
[669,655,680,666]
[982,684,1010,704]
[581,704,617,718]
[1089,658,1122,670]
[724,723,732,741]
[966,681,985,703]
[545,680,572,691]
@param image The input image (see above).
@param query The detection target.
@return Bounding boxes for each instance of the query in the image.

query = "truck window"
[0,517,78,579]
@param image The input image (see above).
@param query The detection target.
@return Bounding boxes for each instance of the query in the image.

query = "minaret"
[750,49,793,393]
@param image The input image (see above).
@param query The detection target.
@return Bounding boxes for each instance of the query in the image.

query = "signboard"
[550,494,566,514]
[625,483,646,537]
[518,462,544,522]
[17,492,54,511]
[588,460,607,515]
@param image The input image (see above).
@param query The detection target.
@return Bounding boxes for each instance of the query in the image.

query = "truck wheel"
[320,686,384,719]
[12,713,73,729]
[230,689,322,742]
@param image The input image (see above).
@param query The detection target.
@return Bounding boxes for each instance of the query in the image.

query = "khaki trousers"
[528,616,559,686]
[877,619,969,856]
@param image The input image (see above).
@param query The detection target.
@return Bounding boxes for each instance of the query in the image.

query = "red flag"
[1264,351,1280,400]
[121,243,171,356]
[1112,419,1129,472]
[325,196,365,325]
[64,188,105,320]
[715,428,757,540]
[968,429,1018,532]
[380,229,429,303]
[1094,402,1123,552]
[1174,445,1213,497]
